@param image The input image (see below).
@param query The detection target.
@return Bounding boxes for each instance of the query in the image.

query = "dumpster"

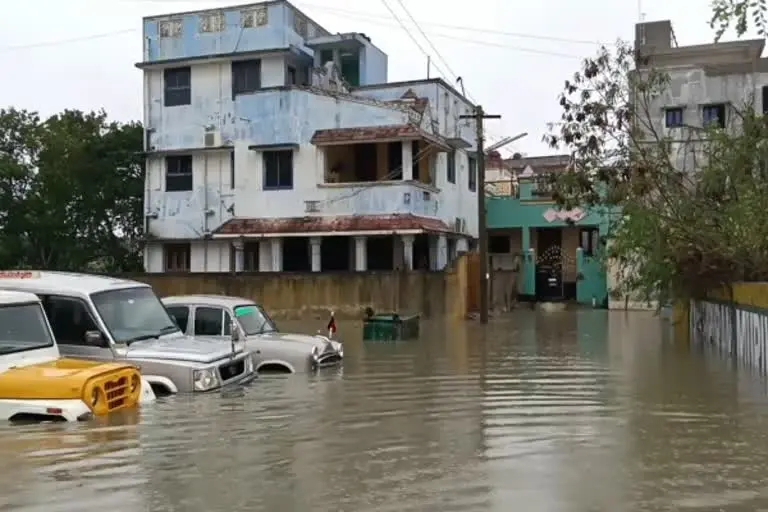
[362,314,420,341]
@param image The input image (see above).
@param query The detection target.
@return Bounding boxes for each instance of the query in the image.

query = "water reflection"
[4,311,768,510]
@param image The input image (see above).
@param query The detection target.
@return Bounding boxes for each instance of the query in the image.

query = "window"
[241,7,267,28]
[40,295,102,346]
[664,107,684,128]
[0,302,55,354]
[287,66,296,85]
[703,104,726,128]
[387,141,402,179]
[164,67,191,107]
[244,241,259,271]
[468,156,477,191]
[446,151,456,183]
[166,155,192,191]
[263,150,294,189]
[230,151,235,189]
[91,286,180,344]
[232,59,261,97]
[199,13,224,33]
[165,243,190,272]
[580,227,600,256]
[320,49,334,65]
[234,304,277,335]
[194,307,224,336]
[166,306,189,332]
[489,235,510,254]
[763,86,768,115]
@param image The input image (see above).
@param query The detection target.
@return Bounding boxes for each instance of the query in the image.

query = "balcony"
[309,181,440,217]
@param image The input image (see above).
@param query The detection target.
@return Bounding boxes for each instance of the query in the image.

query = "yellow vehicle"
[0,289,152,422]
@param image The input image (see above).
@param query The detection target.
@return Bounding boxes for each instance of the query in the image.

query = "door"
[41,295,115,361]
[166,305,191,335]
[535,228,564,301]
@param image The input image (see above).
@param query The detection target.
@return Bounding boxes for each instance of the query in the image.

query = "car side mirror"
[84,330,105,346]
[231,321,242,342]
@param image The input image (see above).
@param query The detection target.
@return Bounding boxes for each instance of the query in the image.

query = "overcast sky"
[0,0,756,155]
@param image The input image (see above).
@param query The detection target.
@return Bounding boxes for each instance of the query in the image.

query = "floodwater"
[3,310,768,511]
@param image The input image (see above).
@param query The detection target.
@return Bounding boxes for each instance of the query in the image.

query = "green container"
[362,314,420,341]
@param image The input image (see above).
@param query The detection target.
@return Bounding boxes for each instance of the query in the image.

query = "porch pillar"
[234,242,245,272]
[270,237,283,272]
[258,240,271,271]
[401,234,415,270]
[521,227,535,297]
[436,234,448,270]
[354,236,367,271]
[402,141,413,181]
[310,237,322,272]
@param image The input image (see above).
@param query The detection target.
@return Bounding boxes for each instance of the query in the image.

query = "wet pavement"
[3,310,768,511]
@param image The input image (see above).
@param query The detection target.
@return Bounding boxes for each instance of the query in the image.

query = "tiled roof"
[310,124,449,149]
[214,214,452,236]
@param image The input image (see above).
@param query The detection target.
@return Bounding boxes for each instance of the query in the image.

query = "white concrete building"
[636,20,768,171]
[139,1,478,273]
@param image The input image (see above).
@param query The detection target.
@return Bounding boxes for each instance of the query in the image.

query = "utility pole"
[460,106,501,324]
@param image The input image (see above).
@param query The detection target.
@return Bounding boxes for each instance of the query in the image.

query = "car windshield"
[91,286,180,344]
[0,302,55,355]
[234,304,277,335]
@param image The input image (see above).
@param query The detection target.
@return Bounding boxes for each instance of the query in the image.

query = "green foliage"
[544,41,768,304]
[0,108,144,272]
[710,0,768,41]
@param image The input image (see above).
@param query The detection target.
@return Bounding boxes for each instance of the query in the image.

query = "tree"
[710,0,768,40]
[544,41,768,305]
[0,108,144,272]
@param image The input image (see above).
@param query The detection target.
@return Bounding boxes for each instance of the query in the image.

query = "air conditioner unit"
[204,131,221,147]
[305,200,320,213]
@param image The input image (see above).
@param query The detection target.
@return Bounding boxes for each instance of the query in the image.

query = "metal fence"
[690,299,768,374]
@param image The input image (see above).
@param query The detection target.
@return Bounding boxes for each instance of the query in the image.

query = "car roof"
[0,289,42,306]
[0,270,149,296]
[162,295,256,308]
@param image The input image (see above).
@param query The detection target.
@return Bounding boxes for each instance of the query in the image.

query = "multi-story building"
[635,19,768,170]
[138,1,478,273]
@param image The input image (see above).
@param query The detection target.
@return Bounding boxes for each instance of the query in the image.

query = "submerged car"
[0,271,255,396]
[162,295,343,374]
[0,289,154,422]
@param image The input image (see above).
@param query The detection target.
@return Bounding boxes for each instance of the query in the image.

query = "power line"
[0,29,137,53]
[119,0,605,46]
[376,0,453,82]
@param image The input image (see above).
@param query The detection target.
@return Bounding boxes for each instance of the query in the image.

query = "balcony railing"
[310,181,440,217]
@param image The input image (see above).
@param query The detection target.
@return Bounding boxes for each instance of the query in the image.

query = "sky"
[0,0,757,155]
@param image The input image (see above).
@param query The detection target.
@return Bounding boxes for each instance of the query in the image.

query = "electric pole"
[460,105,500,324]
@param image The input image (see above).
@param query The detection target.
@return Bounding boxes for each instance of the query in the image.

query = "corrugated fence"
[688,283,768,374]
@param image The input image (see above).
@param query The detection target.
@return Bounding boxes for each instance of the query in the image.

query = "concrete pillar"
[456,237,468,254]
[233,242,244,272]
[401,234,414,270]
[310,237,322,272]
[270,237,283,272]
[258,240,271,272]
[354,236,367,271]
[402,141,413,181]
[436,234,448,270]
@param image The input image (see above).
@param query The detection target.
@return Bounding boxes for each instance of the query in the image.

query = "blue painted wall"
[143,2,327,62]
[146,85,410,151]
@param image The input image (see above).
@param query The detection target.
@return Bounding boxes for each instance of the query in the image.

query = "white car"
[162,295,343,374]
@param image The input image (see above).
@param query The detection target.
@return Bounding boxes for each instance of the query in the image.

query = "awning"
[310,124,451,151]
[213,214,452,238]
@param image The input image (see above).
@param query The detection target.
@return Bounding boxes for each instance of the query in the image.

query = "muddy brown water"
[3,310,768,511]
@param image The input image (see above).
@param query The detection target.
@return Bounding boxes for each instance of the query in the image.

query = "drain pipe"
[203,152,209,272]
